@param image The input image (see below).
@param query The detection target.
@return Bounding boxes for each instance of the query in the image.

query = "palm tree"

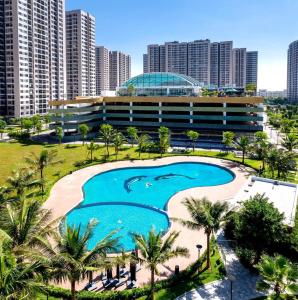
[186,130,200,153]
[137,134,150,157]
[256,255,298,298]
[55,126,63,144]
[222,131,235,153]
[266,147,279,178]
[174,197,228,269]
[99,124,115,157]
[276,150,296,179]
[158,126,170,157]
[132,228,189,300]
[7,168,39,199]
[78,124,89,145]
[25,149,62,193]
[86,141,100,162]
[234,136,249,164]
[252,140,269,171]
[113,131,126,160]
[282,132,298,152]
[0,247,46,299]
[50,220,119,300]
[126,126,138,148]
[0,198,59,255]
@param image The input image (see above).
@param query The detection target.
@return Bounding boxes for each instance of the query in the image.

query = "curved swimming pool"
[66,162,234,251]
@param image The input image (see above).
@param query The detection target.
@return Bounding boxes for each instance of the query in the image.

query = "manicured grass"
[0,141,297,193]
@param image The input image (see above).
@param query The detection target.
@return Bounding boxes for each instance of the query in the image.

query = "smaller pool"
[66,203,169,251]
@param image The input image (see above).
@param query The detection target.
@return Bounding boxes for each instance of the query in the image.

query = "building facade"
[95,46,110,94]
[187,40,210,85]
[0,0,66,117]
[246,51,258,89]
[144,40,258,89]
[66,10,96,100]
[287,40,298,103]
[232,48,247,88]
[143,54,148,73]
[50,73,264,142]
[109,51,131,91]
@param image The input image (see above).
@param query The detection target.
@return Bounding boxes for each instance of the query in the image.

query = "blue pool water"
[66,162,234,251]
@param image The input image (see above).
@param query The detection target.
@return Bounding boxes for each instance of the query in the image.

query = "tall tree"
[25,149,62,193]
[0,198,59,255]
[113,131,126,160]
[7,168,39,199]
[50,220,119,300]
[174,197,228,269]
[86,141,100,162]
[137,134,150,157]
[266,147,279,178]
[254,131,268,143]
[282,132,298,152]
[126,126,138,148]
[78,124,89,145]
[234,136,249,164]
[55,126,63,145]
[256,255,298,298]
[132,228,189,300]
[186,130,200,153]
[222,131,235,153]
[99,124,115,157]
[158,126,170,157]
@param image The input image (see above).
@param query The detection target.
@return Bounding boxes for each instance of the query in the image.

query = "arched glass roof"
[121,72,201,88]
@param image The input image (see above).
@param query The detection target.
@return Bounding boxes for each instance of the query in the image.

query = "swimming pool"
[66,162,234,251]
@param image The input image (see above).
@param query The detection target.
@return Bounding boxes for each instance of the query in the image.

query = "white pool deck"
[43,156,297,291]
[231,176,298,227]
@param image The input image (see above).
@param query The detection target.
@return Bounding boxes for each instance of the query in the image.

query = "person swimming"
[145,182,152,188]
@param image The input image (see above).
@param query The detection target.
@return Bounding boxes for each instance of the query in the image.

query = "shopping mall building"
[49,73,264,143]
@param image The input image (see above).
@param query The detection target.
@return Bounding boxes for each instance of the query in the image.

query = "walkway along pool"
[66,162,235,251]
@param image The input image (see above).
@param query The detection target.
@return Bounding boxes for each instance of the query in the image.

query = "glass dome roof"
[122,72,201,88]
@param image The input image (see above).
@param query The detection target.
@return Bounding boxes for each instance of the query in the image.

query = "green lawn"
[1,140,297,196]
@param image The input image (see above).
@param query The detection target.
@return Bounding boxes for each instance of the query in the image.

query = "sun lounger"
[127,280,138,289]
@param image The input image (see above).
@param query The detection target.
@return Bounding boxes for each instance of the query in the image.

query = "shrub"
[235,246,258,269]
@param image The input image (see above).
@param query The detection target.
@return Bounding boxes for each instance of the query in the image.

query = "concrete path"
[176,230,265,300]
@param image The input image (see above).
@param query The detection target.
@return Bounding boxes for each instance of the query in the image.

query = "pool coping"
[44,155,253,287]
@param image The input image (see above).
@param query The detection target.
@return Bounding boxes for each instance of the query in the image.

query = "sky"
[66,0,298,91]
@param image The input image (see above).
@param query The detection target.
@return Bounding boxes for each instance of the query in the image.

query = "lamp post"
[196,244,203,259]
[228,275,236,300]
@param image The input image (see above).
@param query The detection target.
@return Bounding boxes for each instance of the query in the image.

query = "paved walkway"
[176,230,265,300]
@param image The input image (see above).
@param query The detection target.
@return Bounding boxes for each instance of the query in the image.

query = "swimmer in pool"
[146,182,152,187]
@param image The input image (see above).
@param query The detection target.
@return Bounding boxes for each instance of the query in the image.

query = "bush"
[8,130,30,140]
[235,246,258,269]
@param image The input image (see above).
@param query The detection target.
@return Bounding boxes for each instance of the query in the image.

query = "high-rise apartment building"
[109,51,131,91]
[246,51,258,89]
[144,40,257,89]
[66,10,96,100]
[143,54,148,73]
[219,41,233,87]
[165,41,188,75]
[95,46,110,94]
[0,0,66,117]
[232,48,246,88]
[210,42,220,87]
[188,40,210,85]
[287,40,298,103]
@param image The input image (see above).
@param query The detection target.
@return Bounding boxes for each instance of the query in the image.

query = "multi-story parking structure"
[49,73,263,143]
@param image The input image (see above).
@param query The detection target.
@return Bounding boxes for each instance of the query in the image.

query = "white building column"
[130,102,133,122]
[190,102,193,124]
[159,102,162,123]
[103,103,106,121]
[223,103,227,125]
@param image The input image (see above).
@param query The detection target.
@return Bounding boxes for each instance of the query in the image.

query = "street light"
[228,274,236,300]
[196,244,203,259]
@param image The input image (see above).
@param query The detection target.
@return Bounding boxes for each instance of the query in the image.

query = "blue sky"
[66,0,298,90]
